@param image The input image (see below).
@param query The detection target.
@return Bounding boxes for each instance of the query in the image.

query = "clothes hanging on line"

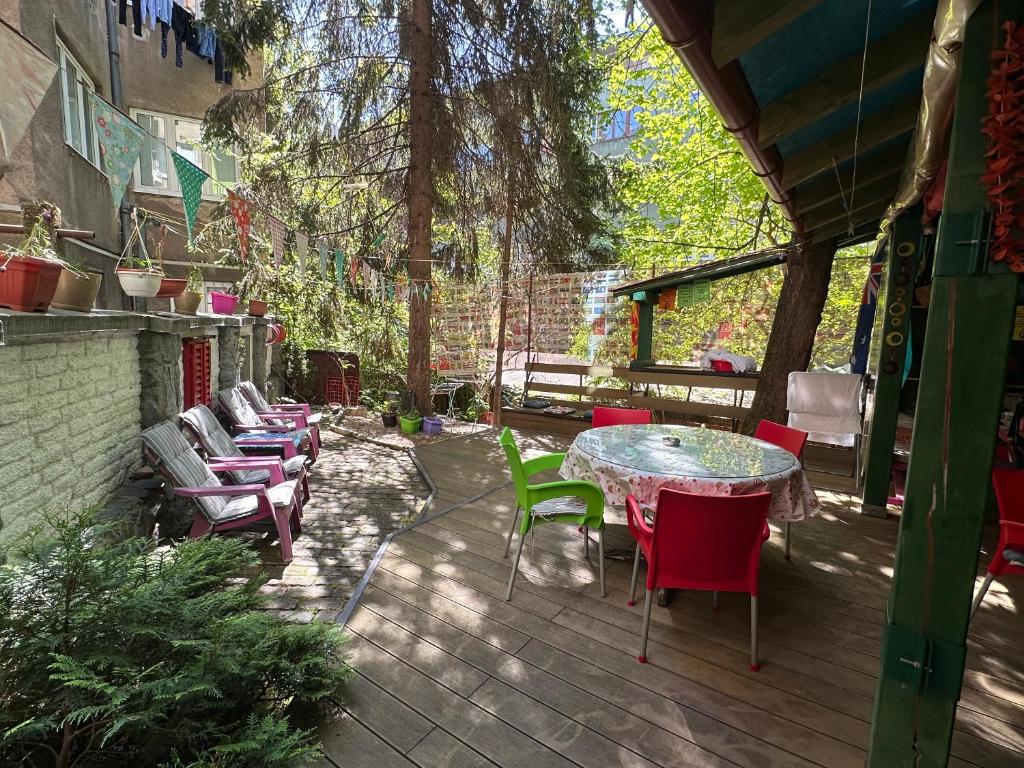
[196,23,216,61]
[118,0,142,36]
[170,2,196,68]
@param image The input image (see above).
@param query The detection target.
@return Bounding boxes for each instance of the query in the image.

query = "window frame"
[56,39,101,168]
[129,108,238,200]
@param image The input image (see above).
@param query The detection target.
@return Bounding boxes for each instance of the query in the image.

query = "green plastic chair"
[498,427,607,600]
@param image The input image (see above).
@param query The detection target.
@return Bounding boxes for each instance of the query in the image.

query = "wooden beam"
[802,190,895,231]
[781,98,920,189]
[758,12,933,148]
[797,170,901,221]
[810,201,889,242]
[795,143,906,213]
[711,0,824,67]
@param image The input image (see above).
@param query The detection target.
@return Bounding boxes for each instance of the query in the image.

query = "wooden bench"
[501,362,758,434]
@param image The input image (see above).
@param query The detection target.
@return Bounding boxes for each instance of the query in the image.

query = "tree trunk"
[741,237,838,435]
[406,0,434,414]
[491,187,515,425]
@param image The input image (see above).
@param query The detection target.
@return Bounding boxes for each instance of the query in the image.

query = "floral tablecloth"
[560,424,820,522]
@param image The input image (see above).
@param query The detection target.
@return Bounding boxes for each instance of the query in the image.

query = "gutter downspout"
[640,0,804,238]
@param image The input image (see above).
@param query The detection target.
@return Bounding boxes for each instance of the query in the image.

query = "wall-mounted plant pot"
[399,416,422,435]
[155,277,187,298]
[248,299,268,317]
[50,269,101,312]
[422,416,443,436]
[116,268,162,298]
[381,411,398,428]
[173,290,202,315]
[0,255,62,312]
[209,290,239,314]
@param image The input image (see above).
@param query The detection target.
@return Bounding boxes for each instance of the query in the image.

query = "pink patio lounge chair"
[180,404,310,504]
[626,488,772,670]
[217,386,320,463]
[591,406,653,428]
[238,380,322,447]
[970,469,1024,618]
[141,421,302,562]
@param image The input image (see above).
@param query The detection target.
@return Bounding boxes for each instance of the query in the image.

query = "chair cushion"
[232,455,307,485]
[531,495,589,520]
[1004,549,1024,566]
[234,430,307,449]
[215,480,299,524]
[141,421,226,521]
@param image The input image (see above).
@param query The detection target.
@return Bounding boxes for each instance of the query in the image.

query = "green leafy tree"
[0,513,349,768]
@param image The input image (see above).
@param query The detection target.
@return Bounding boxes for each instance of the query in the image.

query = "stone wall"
[0,333,142,548]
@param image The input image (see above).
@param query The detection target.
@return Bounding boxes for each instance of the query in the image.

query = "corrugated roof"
[611,246,791,298]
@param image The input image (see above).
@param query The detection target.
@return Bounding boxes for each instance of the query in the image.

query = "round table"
[559,424,819,521]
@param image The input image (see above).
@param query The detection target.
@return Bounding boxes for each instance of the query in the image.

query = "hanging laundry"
[268,217,288,268]
[171,151,209,244]
[196,23,216,62]
[213,40,233,85]
[88,92,145,209]
[118,0,142,36]
[227,189,252,263]
[296,232,309,276]
[156,0,172,57]
[170,3,196,68]
[318,243,329,278]
[140,0,158,30]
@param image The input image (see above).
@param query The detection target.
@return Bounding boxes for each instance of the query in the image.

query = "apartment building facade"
[0,0,257,309]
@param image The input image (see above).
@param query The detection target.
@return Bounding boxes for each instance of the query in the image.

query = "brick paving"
[255,431,429,623]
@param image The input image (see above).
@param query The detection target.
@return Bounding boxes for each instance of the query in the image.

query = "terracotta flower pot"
[0,255,62,312]
[248,299,268,317]
[173,290,202,315]
[50,269,101,312]
[116,268,162,298]
[155,277,188,298]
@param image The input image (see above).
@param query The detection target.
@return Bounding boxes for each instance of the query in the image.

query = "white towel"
[787,372,863,447]
[699,349,757,373]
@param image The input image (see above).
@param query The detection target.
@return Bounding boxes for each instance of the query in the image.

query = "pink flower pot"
[209,290,239,314]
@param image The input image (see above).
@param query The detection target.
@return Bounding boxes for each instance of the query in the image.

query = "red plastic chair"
[753,419,807,560]
[971,469,1024,618]
[754,419,808,459]
[626,488,772,670]
[591,406,653,428]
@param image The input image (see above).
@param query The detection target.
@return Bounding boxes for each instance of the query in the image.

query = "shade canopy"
[611,246,790,299]
[640,0,941,245]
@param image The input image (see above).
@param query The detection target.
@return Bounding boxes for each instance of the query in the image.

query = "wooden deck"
[315,429,1024,768]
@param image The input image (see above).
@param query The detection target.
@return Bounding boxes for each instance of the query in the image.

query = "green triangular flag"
[171,151,209,243]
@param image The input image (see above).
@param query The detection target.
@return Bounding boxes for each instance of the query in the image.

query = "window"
[131,109,238,198]
[57,40,100,167]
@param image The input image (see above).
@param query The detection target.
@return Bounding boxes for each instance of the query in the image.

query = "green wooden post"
[631,290,656,370]
[867,2,1020,765]
[862,209,923,515]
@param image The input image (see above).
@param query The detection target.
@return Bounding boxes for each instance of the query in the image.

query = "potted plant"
[248,298,268,317]
[209,285,239,314]
[399,405,422,435]
[423,414,443,436]
[115,246,163,297]
[50,259,102,312]
[173,264,204,314]
[0,221,64,312]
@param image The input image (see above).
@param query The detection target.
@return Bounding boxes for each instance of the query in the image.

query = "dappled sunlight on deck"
[311,429,1024,768]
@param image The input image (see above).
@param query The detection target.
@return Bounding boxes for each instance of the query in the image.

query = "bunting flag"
[0,21,57,158]
[318,242,328,278]
[89,92,147,209]
[334,250,345,287]
[296,232,309,276]
[227,189,251,263]
[268,216,287,268]
[171,151,209,243]
[349,255,359,285]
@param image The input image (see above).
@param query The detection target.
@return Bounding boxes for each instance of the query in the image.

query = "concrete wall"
[0,332,142,547]
[0,0,261,306]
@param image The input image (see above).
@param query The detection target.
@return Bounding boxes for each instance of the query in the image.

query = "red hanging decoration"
[982,21,1024,272]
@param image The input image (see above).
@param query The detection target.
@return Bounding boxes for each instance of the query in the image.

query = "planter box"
[172,291,202,314]
[399,415,422,435]
[0,255,62,312]
[210,290,239,314]
[423,416,443,436]
[381,412,398,427]
[116,269,162,298]
[248,299,268,317]
[50,269,101,312]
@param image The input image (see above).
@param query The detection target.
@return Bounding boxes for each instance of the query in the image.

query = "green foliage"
[0,512,350,768]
